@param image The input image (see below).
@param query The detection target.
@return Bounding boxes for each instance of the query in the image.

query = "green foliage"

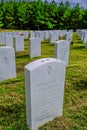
[16,2,27,29]
[0,3,4,28]
[0,1,87,30]
[1,2,15,29]
[0,11,4,28]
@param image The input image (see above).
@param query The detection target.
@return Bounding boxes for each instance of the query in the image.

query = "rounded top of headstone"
[13,34,24,38]
[0,46,14,50]
[54,40,69,44]
[25,58,65,70]
[0,46,15,61]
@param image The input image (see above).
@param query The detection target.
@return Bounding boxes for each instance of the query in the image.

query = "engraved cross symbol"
[47,65,52,75]
[4,57,8,61]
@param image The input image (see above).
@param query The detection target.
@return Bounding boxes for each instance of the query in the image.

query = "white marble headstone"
[44,31,49,40]
[0,46,16,82]
[85,43,87,48]
[14,36,24,52]
[0,33,5,45]
[54,40,70,65]
[83,31,87,44]
[29,38,41,58]
[5,35,13,47]
[50,32,58,44]
[39,31,44,41]
[23,31,29,39]
[30,31,35,38]
[12,32,18,37]
[25,58,66,130]
[7,32,13,36]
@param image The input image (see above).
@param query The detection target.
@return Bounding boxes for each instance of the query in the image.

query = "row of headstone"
[76,29,87,48]
[4,30,71,60]
[29,38,71,63]
[1,30,71,58]
[29,35,71,65]
[30,30,67,42]
[29,30,70,59]
[0,31,29,45]
[4,35,24,52]
[76,29,87,41]
[30,30,52,40]
[0,29,71,82]
[0,38,70,83]
[0,30,72,46]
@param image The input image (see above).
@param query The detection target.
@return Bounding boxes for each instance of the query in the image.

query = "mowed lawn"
[0,32,87,130]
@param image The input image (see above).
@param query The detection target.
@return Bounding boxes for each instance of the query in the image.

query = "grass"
[0,31,87,130]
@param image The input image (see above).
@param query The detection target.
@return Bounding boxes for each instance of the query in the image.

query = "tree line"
[0,0,87,30]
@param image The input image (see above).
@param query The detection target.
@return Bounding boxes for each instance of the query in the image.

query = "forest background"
[0,0,87,30]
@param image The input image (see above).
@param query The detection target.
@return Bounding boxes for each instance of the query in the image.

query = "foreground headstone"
[54,40,70,66]
[25,58,66,130]
[29,38,41,58]
[14,36,24,52]
[0,47,16,82]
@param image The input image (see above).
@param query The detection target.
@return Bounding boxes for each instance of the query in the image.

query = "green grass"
[0,32,87,130]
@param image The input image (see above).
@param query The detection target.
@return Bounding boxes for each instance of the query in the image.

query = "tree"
[81,9,87,29]
[0,3,4,28]
[70,3,81,30]
[16,2,27,29]
[2,2,15,29]
[60,1,71,29]
[57,2,65,29]
[33,0,44,30]
[0,0,86,30]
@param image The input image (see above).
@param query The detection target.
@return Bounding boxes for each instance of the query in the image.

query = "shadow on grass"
[0,103,29,130]
[16,53,29,59]
[5,123,29,130]
[73,79,87,90]
[0,103,24,118]
[74,41,83,44]
[42,39,50,43]
[71,45,85,50]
